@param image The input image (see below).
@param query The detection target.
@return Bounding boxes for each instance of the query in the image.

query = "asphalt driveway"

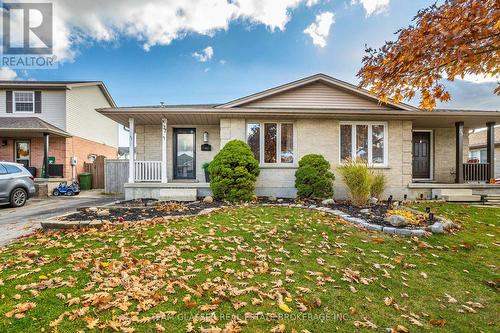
[0,194,121,246]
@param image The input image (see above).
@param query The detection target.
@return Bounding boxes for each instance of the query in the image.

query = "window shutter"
[6,91,12,113]
[34,91,42,113]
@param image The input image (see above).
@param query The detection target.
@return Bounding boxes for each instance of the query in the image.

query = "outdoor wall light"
[203,131,209,143]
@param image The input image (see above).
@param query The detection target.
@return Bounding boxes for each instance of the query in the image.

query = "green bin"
[79,173,93,190]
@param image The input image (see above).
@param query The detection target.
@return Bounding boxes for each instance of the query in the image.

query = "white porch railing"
[464,162,490,183]
[134,161,162,182]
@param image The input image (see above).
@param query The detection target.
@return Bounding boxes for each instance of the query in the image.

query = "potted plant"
[202,162,211,182]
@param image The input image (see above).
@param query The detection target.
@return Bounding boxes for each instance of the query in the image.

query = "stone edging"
[41,203,435,237]
[258,203,428,237]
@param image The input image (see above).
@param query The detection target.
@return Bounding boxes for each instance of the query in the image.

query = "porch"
[98,106,500,201]
[121,114,221,200]
[0,117,71,178]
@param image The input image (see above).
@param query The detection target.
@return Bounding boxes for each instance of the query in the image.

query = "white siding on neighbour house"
[242,82,390,110]
[0,89,67,130]
[66,85,118,147]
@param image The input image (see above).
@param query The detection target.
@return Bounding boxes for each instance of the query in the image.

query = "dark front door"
[412,132,431,179]
[173,128,196,179]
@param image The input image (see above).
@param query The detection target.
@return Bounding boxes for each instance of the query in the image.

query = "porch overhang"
[0,117,71,138]
[98,107,500,129]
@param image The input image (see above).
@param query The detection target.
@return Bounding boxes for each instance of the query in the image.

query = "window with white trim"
[13,91,34,113]
[340,122,387,166]
[247,122,295,164]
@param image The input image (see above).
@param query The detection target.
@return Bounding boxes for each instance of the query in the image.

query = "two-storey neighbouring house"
[0,81,118,181]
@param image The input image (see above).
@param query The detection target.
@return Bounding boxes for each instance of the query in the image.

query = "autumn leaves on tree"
[358,0,499,110]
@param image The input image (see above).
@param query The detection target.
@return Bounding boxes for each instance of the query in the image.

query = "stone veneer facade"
[130,118,470,200]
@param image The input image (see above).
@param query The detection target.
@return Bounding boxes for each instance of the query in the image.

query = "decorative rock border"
[41,203,439,237]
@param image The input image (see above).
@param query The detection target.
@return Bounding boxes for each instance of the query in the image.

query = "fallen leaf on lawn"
[461,305,477,313]
[465,301,484,309]
[395,325,409,332]
[445,293,457,304]
[199,326,222,333]
[429,319,446,327]
[270,323,285,333]
[5,302,36,318]
[370,238,385,243]
[384,297,394,306]
[84,316,99,329]
[354,320,378,329]
[296,301,308,312]
[278,302,292,313]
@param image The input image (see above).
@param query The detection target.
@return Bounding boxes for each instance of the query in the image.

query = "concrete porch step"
[159,188,197,201]
[442,195,482,202]
[433,189,474,197]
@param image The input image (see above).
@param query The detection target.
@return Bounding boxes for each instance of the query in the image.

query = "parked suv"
[0,162,36,207]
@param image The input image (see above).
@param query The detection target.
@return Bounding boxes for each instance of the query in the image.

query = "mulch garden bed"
[60,197,404,227]
[62,199,222,222]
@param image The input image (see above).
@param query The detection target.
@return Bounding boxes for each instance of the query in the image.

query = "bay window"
[247,122,295,165]
[340,122,387,166]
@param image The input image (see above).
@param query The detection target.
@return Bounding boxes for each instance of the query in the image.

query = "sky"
[1,0,498,146]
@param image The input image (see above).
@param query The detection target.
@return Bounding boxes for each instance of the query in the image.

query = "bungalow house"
[468,126,500,179]
[0,81,118,188]
[98,74,500,201]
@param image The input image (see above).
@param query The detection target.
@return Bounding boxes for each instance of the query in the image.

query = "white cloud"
[304,12,335,48]
[192,46,214,62]
[32,0,315,62]
[0,67,17,80]
[306,0,320,6]
[459,73,499,84]
[352,0,390,16]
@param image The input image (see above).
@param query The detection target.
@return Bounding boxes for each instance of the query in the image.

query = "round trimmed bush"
[295,154,334,199]
[208,140,260,202]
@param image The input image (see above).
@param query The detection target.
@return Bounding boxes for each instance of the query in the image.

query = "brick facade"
[0,135,117,179]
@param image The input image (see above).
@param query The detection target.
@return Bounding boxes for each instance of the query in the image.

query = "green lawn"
[0,203,498,332]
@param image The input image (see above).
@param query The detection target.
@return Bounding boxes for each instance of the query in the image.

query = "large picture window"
[13,91,34,113]
[247,122,295,165]
[340,122,387,166]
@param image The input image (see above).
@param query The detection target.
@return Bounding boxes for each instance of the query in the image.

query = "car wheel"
[10,188,27,207]
[65,190,73,196]
[53,189,60,196]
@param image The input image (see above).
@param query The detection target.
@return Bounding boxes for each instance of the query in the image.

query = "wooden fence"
[83,155,105,189]
[105,159,129,194]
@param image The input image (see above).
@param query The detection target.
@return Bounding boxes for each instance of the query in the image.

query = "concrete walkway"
[0,192,121,246]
